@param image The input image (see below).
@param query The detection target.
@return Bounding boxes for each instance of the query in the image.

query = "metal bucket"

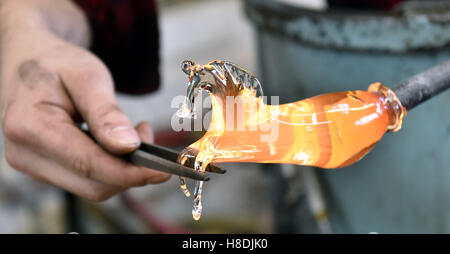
[245,0,450,233]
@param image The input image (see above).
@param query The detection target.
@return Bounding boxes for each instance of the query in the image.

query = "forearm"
[0,0,90,51]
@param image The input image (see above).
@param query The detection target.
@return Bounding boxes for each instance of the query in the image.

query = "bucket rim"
[244,0,450,52]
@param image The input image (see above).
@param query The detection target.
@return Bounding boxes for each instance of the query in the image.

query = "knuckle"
[95,103,123,121]
[2,110,27,143]
[71,155,92,178]
[73,58,112,88]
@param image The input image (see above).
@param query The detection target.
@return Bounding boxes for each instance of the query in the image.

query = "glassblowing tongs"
[82,129,225,181]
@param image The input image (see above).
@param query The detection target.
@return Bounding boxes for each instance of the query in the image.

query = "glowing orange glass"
[176,60,406,220]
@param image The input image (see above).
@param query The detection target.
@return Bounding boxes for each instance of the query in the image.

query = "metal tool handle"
[128,149,210,181]
[80,129,220,181]
[392,60,450,110]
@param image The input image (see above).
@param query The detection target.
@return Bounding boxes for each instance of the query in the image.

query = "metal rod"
[64,191,83,233]
[392,60,450,110]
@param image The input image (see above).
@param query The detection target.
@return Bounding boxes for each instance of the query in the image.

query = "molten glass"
[176,60,407,220]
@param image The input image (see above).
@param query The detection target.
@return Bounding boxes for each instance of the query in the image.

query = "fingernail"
[107,126,140,147]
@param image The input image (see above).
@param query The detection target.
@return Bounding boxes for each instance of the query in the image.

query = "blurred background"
[0,0,449,233]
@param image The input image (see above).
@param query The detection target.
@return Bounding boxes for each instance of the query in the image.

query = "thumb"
[60,55,140,154]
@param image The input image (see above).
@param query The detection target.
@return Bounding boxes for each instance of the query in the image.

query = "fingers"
[135,121,171,183]
[4,139,124,202]
[57,52,140,154]
[39,118,170,187]
[3,99,169,188]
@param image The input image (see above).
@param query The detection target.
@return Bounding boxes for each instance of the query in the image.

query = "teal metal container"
[245,0,450,233]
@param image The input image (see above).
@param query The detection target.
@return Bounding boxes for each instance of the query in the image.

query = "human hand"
[0,0,170,201]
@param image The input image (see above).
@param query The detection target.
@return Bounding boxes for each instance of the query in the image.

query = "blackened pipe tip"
[392,59,450,110]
